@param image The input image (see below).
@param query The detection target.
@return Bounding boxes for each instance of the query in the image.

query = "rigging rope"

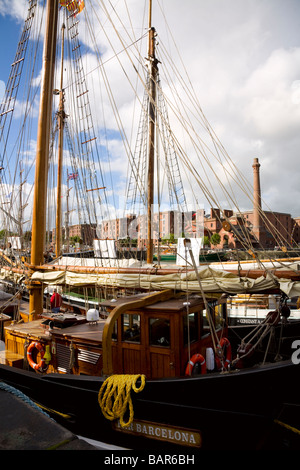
[0,0,299,272]
[0,381,53,420]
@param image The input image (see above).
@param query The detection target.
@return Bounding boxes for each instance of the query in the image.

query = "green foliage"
[161,233,177,244]
[70,235,82,245]
[210,233,221,246]
[203,235,210,246]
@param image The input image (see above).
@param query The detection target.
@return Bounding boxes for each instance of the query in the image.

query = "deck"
[50,319,106,345]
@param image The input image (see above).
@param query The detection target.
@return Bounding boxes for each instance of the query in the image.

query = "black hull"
[1,361,300,450]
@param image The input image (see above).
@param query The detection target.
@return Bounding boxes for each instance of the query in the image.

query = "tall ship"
[0,0,299,450]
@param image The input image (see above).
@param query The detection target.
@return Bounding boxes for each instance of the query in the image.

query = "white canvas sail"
[93,239,117,259]
[176,238,203,266]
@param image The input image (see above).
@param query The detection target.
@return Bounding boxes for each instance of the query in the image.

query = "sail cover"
[29,266,300,298]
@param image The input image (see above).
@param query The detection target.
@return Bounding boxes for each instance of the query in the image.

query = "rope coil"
[98,374,146,428]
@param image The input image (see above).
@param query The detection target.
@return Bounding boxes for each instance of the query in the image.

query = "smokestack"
[252,157,263,243]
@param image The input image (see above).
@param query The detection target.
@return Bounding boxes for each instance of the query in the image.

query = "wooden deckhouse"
[3,290,227,378]
[53,290,227,377]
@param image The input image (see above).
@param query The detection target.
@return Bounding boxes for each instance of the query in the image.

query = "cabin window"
[183,312,198,345]
[121,314,141,343]
[201,303,224,337]
[214,304,225,329]
[112,322,117,340]
[201,306,213,337]
[149,318,170,347]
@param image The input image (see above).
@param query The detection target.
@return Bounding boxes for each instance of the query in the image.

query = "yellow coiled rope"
[98,374,146,428]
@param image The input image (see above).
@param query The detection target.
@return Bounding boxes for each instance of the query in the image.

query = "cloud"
[0,0,28,21]
[153,0,300,216]
[239,48,300,137]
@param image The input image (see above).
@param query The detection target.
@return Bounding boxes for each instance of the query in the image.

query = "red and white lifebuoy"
[185,353,206,376]
[27,341,46,371]
[215,337,232,370]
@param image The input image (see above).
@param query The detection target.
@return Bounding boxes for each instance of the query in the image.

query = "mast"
[55,23,66,258]
[146,0,158,264]
[19,162,24,250]
[29,0,59,318]
[66,173,71,253]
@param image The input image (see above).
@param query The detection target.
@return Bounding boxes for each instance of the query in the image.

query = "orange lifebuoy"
[27,341,46,371]
[215,337,232,370]
[185,353,206,376]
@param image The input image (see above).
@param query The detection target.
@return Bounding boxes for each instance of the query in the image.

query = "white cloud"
[239,48,300,137]
[0,0,28,21]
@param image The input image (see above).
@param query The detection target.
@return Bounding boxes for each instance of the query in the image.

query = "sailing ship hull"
[0,360,299,450]
[152,252,227,262]
[228,308,300,328]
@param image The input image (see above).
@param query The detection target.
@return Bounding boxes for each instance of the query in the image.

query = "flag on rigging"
[59,0,85,15]
[68,172,78,180]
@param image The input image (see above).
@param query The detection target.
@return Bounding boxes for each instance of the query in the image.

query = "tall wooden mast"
[29,0,59,317]
[146,0,158,264]
[55,23,66,258]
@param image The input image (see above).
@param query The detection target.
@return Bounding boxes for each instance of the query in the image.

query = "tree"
[161,233,177,244]
[210,233,221,246]
[203,236,210,247]
[70,235,81,245]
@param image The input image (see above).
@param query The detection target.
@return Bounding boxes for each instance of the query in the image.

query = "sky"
[0,0,300,227]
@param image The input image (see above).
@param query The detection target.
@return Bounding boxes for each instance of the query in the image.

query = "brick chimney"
[252,157,265,245]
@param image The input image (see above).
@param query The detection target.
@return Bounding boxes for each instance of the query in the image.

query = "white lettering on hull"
[113,419,201,447]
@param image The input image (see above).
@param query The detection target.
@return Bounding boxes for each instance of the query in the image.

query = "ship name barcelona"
[113,419,202,447]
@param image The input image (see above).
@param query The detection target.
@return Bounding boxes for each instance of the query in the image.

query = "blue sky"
[0,0,300,230]
[0,16,24,98]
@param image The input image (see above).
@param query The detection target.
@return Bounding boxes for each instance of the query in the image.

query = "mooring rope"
[98,374,146,428]
[0,381,52,419]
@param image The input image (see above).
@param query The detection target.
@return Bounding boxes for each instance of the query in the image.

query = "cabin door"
[146,315,176,378]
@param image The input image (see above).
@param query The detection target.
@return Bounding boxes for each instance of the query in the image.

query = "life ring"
[185,353,206,376]
[27,341,47,371]
[215,337,232,370]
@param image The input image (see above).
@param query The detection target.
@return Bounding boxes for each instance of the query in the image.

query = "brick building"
[53,159,300,251]
[203,159,300,249]
[52,223,97,247]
